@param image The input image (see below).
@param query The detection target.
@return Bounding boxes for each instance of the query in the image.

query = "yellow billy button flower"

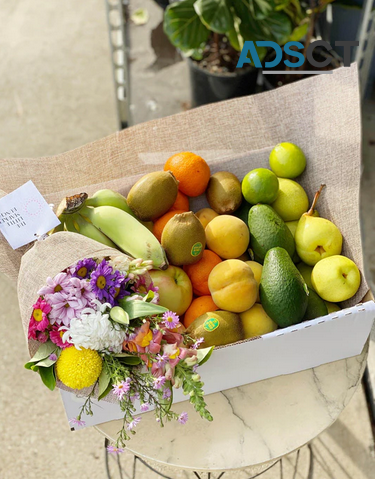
[33,309,43,322]
[56,346,102,390]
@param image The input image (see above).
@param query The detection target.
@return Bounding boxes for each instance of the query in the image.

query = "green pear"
[311,255,361,302]
[295,185,343,266]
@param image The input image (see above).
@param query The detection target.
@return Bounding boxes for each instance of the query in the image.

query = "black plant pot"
[262,46,342,91]
[188,59,259,108]
[152,0,170,9]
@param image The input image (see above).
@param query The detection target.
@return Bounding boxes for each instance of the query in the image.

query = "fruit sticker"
[204,317,219,332]
[191,242,203,257]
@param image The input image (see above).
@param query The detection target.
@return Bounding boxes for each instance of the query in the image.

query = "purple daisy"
[71,258,97,279]
[90,259,118,304]
[112,379,131,401]
[162,311,180,330]
[153,376,166,390]
[107,445,124,454]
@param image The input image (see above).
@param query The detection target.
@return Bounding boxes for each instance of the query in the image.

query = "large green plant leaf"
[118,299,168,320]
[262,12,292,45]
[233,0,275,21]
[194,0,234,34]
[164,0,210,51]
[39,364,56,391]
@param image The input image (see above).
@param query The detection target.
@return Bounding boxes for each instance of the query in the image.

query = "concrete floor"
[0,1,374,478]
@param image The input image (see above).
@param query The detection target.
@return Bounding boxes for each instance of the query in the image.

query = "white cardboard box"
[61,299,375,430]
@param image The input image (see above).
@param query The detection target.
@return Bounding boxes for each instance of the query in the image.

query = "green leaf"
[262,12,292,45]
[98,382,113,401]
[194,0,234,34]
[98,366,111,399]
[288,22,308,42]
[117,356,142,366]
[118,299,168,320]
[196,346,214,366]
[233,0,275,21]
[34,350,60,368]
[164,0,210,51]
[25,341,57,365]
[38,364,56,391]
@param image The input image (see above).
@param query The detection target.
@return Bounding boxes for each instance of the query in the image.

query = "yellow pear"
[295,185,343,266]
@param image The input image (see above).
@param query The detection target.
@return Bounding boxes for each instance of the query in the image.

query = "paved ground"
[0,1,374,478]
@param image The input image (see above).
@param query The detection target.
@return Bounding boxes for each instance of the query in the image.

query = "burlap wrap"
[0,64,369,367]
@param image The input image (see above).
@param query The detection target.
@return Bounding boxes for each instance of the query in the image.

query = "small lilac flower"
[69,417,86,427]
[162,311,180,330]
[153,376,166,390]
[130,392,140,402]
[192,364,199,373]
[156,353,169,367]
[163,388,171,400]
[192,337,205,350]
[49,353,57,361]
[178,412,188,425]
[107,445,124,454]
[127,416,141,430]
[112,379,131,400]
[38,272,72,296]
[140,403,149,412]
[71,258,97,279]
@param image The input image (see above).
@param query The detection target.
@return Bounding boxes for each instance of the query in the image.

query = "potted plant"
[163,0,308,107]
[262,0,343,90]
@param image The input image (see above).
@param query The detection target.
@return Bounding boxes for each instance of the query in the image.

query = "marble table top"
[96,343,368,473]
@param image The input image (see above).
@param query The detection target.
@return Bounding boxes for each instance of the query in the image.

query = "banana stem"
[62,193,88,214]
[307,184,325,216]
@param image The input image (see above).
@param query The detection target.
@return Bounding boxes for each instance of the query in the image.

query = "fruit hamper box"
[0,64,374,431]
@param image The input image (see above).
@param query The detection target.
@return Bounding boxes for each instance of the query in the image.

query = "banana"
[86,189,154,231]
[74,213,117,248]
[81,205,169,270]
[85,189,134,215]
[62,214,78,233]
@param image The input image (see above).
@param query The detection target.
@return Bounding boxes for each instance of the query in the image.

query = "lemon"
[240,304,277,339]
[269,142,306,178]
[271,178,309,221]
[241,168,279,205]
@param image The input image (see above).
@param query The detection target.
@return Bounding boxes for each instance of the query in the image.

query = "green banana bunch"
[55,189,169,270]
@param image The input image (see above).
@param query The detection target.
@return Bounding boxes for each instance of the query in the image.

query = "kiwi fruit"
[127,171,178,221]
[206,171,242,215]
[187,311,244,348]
[161,212,205,265]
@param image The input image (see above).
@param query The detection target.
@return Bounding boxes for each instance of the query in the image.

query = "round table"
[96,342,368,477]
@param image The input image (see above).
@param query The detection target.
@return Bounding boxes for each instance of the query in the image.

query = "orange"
[183,296,218,328]
[153,209,187,242]
[169,191,190,212]
[183,250,222,296]
[164,152,211,197]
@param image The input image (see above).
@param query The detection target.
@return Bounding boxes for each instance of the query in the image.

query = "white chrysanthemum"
[108,255,131,274]
[61,300,126,353]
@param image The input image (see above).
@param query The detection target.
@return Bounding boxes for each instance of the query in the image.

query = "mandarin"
[183,296,218,328]
[164,152,210,197]
[169,191,190,212]
[183,249,222,296]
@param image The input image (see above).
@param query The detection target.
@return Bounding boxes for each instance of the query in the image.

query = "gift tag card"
[0,181,61,249]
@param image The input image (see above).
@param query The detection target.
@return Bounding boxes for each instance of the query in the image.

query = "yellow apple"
[149,266,193,316]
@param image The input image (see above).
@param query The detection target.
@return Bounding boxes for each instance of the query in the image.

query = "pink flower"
[48,292,86,326]
[162,329,185,347]
[68,277,96,305]
[140,403,149,412]
[69,417,86,427]
[147,329,163,354]
[50,325,71,349]
[28,298,51,339]
[38,272,72,296]
[153,376,166,390]
[127,416,141,430]
[192,337,205,350]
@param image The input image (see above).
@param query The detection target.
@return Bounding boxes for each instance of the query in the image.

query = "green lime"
[241,168,279,205]
[269,142,306,178]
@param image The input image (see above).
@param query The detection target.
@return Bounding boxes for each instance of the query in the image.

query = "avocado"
[303,289,328,321]
[234,199,251,225]
[186,311,243,348]
[248,204,295,263]
[260,247,309,328]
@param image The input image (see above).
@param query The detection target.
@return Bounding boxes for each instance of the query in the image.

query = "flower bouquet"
[22,233,213,452]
